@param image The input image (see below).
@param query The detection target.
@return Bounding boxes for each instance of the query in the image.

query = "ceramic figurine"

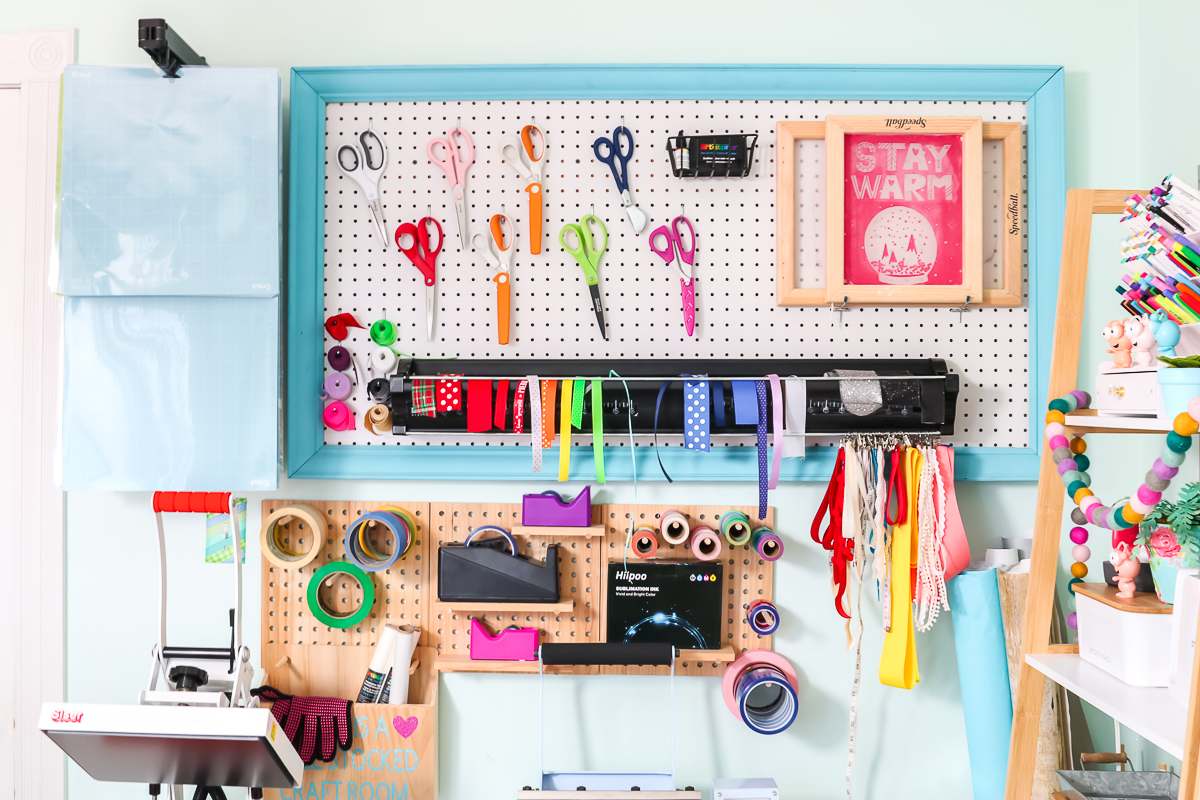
[1103,318,1133,368]
[1149,309,1182,357]
[1110,542,1141,599]
[1126,316,1157,367]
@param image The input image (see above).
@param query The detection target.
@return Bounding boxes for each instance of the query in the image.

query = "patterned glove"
[251,685,353,765]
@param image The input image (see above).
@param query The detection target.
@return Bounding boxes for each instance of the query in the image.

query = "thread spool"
[746,600,780,635]
[660,509,690,545]
[690,525,722,561]
[719,510,753,546]
[751,526,783,561]
[633,526,659,559]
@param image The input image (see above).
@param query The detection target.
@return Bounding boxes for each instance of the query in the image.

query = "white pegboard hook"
[831,296,850,326]
[953,296,972,324]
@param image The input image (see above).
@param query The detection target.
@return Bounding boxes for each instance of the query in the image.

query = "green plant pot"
[1157,368,1200,419]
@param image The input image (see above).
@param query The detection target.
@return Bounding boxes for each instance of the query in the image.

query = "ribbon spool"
[719,510,753,546]
[320,373,353,401]
[722,650,800,736]
[370,320,397,347]
[659,509,690,546]
[751,526,784,562]
[367,377,391,402]
[633,526,659,559]
[690,525,722,561]
[327,346,360,384]
[746,600,780,636]
[345,510,412,572]
[463,525,518,555]
[365,404,393,435]
[308,560,375,629]
[370,347,398,375]
[324,313,364,341]
[259,503,325,569]
[323,401,354,431]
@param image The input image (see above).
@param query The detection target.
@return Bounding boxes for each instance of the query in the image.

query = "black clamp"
[138,19,208,78]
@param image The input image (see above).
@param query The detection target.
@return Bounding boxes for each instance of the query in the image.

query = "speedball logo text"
[615,570,647,581]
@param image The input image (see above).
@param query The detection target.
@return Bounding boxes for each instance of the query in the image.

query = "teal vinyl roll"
[946,568,1013,800]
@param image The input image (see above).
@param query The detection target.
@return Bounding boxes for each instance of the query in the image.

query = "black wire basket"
[666,131,757,178]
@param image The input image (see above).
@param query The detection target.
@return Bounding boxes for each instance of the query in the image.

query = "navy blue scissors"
[592,120,648,234]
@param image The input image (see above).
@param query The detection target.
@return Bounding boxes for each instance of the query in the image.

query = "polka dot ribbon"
[436,375,462,412]
[756,380,769,518]
[684,378,711,452]
[528,376,542,473]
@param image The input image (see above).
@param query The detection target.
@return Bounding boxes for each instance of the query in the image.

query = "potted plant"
[1139,481,1200,603]
[1156,354,1200,418]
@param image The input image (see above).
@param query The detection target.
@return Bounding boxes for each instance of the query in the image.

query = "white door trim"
[0,27,75,799]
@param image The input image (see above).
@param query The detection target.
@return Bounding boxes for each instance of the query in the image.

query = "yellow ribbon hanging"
[879,447,922,689]
[558,380,574,481]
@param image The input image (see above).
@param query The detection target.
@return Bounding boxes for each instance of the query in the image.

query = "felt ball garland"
[1065,525,1089,630]
[1045,391,1196,531]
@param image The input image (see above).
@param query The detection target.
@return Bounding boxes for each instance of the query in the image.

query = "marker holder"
[666,132,758,178]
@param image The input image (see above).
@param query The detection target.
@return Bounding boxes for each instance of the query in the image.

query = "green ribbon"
[591,380,605,483]
[572,376,585,428]
[370,319,397,347]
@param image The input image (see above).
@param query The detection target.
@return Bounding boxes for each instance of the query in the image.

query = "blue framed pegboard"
[287,64,1065,482]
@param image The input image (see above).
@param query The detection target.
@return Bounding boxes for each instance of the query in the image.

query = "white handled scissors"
[472,212,515,345]
[336,118,389,249]
[428,124,475,251]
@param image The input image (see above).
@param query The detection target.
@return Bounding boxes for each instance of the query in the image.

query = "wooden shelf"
[1064,409,1171,435]
[1074,583,1172,614]
[435,646,736,674]
[434,599,575,613]
[511,524,606,538]
[1025,653,1185,759]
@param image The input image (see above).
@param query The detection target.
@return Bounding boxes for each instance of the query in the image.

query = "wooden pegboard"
[261,500,432,650]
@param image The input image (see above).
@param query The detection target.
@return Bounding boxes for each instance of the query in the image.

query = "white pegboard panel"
[323,99,1028,450]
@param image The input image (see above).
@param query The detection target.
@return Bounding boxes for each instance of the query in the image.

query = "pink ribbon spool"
[320,373,353,401]
[323,401,354,431]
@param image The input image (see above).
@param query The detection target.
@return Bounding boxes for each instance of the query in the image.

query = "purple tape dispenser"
[522,487,591,527]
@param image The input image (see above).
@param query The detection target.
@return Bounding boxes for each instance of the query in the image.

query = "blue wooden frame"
[288,64,1065,482]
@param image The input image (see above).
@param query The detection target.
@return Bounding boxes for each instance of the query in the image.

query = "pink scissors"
[427,124,475,251]
[648,212,697,336]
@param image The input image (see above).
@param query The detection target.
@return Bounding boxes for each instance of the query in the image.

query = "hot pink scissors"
[648,212,697,336]
[427,124,475,251]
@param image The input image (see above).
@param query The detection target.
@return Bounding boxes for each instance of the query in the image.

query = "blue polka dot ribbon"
[756,380,769,518]
[684,377,711,453]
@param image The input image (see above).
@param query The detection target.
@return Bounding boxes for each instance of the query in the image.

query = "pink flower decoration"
[1150,527,1182,561]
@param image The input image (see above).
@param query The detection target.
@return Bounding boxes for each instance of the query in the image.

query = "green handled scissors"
[559,212,609,340]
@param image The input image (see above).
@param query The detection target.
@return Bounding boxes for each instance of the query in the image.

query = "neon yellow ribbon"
[559,380,574,481]
[879,447,921,690]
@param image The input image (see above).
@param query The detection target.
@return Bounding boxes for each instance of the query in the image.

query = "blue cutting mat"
[58,66,279,297]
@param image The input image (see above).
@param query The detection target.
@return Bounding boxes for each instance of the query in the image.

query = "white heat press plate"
[39,703,302,789]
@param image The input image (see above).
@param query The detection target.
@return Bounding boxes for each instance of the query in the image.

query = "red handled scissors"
[396,216,444,341]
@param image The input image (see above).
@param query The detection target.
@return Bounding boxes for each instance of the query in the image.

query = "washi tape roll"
[370,347,397,375]
[370,319,397,347]
[719,510,753,546]
[375,505,419,558]
[320,373,353,401]
[690,525,722,561]
[633,526,659,559]
[259,503,325,569]
[323,401,354,431]
[365,404,393,435]
[751,526,784,561]
[734,664,798,734]
[746,600,780,636]
[345,511,409,572]
[659,509,690,545]
[464,525,517,555]
[308,560,375,629]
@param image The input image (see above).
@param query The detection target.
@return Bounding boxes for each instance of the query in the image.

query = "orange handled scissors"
[499,125,546,254]
[472,212,516,345]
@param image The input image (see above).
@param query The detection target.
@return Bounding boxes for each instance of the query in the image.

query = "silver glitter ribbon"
[829,369,882,417]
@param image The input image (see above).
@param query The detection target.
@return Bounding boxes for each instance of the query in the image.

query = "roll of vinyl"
[365,404,392,435]
[633,526,659,559]
[370,319,397,347]
[751,526,784,561]
[464,525,517,555]
[690,525,722,561]
[659,509,690,545]
[385,624,421,705]
[719,510,753,546]
[308,560,375,628]
[746,600,780,635]
[259,503,325,569]
[345,511,410,572]
[321,373,353,401]
[323,401,354,431]
[371,347,397,375]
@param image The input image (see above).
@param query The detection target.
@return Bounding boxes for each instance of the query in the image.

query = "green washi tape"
[307,560,375,629]
[720,510,753,545]
[370,319,397,347]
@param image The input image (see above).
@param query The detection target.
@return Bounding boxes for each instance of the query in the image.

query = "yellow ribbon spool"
[259,503,326,569]
[879,448,922,690]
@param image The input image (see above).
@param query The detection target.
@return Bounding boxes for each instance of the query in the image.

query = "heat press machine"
[517,643,700,800]
[40,492,302,799]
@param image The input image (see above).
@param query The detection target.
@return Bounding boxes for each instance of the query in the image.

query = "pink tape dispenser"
[469,619,540,661]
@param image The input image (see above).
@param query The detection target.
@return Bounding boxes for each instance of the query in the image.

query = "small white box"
[1095,366,1163,417]
[712,778,779,800]
[1076,584,1174,687]
[1169,571,1200,707]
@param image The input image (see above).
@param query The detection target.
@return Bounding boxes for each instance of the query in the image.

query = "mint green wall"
[12,0,1197,795]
